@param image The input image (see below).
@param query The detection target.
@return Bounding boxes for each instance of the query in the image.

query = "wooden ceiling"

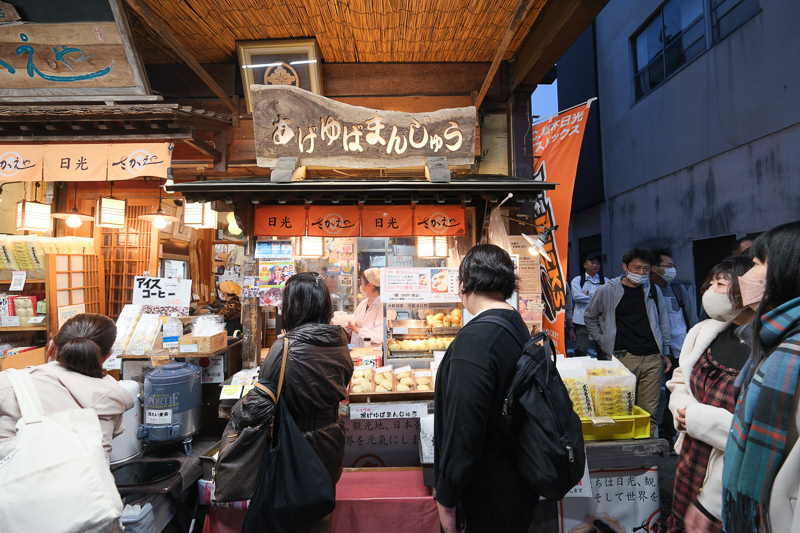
[129,0,547,65]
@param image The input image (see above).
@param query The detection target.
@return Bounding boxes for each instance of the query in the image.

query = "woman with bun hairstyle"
[719,221,800,533]
[665,255,754,532]
[0,314,135,460]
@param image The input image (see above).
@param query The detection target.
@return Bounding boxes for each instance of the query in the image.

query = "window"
[634,0,706,99]
[633,0,760,100]
[711,0,759,42]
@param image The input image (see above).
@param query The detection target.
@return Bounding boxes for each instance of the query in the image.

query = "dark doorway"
[692,234,737,304]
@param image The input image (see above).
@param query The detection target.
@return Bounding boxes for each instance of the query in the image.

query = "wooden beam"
[123,0,238,115]
[474,0,537,109]
[213,129,228,172]
[0,128,195,142]
[185,134,222,161]
[512,0,609,92]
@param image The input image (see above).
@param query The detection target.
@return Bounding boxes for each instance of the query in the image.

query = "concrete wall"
[566,0,800,287]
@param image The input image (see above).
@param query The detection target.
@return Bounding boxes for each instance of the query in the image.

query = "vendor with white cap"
[347,268,384,347]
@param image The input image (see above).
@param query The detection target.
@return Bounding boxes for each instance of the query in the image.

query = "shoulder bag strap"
[467,314,530,347]
[5,368,45,424]
[275,337,289,404]
[253,382,277,405]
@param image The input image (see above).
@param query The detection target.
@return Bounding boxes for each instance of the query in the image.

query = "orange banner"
[0,145,42,181]
[414,205,465,236]
[254,206,307,236]
[307,206,360,237]
[360,206,414,237]
[1,143,172,182]
[531,99,594,355]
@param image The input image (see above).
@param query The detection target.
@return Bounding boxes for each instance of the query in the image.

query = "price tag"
[145,409,173,425]
[102,354,122,371]
[220,385,244,400]
[27,316,45,324]
[180,344,198,354]
[9,271,26,291]
[1,316,21,327]
[392,327,408,334]
[130,346,145,356]
[111,346,123,357]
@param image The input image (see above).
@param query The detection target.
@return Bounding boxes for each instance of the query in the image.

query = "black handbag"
[212,380,276,502]
[243,339,336,533]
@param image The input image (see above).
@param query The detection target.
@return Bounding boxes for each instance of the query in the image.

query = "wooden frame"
[0,0,153,102]
[237,38,323,114]
[171,205,193,242]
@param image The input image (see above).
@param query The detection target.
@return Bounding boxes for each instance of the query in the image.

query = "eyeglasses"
[657,263,675,269]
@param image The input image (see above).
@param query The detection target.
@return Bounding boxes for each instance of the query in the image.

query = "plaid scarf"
[723,296,800,532]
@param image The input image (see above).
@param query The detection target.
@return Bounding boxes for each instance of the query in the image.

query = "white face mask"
[625,271,649,285]
[702,290,742,322]
[660,267,677,283]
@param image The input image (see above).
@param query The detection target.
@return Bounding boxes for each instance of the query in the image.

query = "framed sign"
[0,0,152,100]
[237,38,323,114]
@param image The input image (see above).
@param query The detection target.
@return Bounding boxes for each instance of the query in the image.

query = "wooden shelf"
[0,279,46,285]
[0,326,47,332]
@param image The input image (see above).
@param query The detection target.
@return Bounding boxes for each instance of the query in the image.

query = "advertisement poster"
[429,268,460,303]
[559,467,661,533]
[254,240,292,259]
[259,261,294,287]
[381,267,460,303]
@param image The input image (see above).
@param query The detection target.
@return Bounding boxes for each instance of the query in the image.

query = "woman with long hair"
[666,255,754,532]
[720,221,800,532]
[0,314,135,459]
[258,272,354,532]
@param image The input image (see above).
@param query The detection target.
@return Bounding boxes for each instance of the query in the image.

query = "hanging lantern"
[95,181,127,229]
[16,200,52,232]
[183,201,217,229]
[416,236,448,258]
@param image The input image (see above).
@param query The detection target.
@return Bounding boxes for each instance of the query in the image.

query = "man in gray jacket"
[584,247,672,437]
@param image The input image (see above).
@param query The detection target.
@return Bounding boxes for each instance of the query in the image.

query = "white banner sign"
[132,276,191,308]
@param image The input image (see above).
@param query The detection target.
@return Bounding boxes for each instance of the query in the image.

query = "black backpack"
[469,315,586,500]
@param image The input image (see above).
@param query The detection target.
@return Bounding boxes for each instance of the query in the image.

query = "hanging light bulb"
[138,174,179,228]
[51,182,92,229]
[152,214,167,230]
[65,213,83,228]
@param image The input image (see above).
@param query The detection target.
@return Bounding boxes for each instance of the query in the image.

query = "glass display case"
[385,305,462,360]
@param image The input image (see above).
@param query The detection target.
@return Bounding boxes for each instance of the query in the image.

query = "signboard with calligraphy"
[307,206,360,237]
[0,0,151,98]
[414,205,465,236]
[132,276,191,316]
[252,85,476,169]
[361,206,414,237]
[254,205,307,237]
[1,143,171,182]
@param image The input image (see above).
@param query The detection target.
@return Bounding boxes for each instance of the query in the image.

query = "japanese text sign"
[360,206,414,237]
[414,205,465,236]
[382,267,461,304]
[254,205,307,237]
[132,276,191,308]
[349,403,428,420]
[252,85,475,169]
[307,206,360,237]
[254,240,293,259]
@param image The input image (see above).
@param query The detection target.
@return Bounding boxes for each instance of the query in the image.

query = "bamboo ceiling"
[129,0,548,64]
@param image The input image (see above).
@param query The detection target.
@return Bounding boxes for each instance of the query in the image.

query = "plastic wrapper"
[127,313,161,355]
[591,371,636,416]
[559,366,594,418]
[394,365,414,392]
[350,365,375,393]
[413,369,433,391]
[113,305,143,354]
[192,315,225,337]
[373,365,395,392]
[487,203,512,253]
[0,239,20,272]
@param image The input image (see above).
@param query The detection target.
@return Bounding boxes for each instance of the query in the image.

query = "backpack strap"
[670,281,691,329]
[4,368,45,424]
[466,314,530,347]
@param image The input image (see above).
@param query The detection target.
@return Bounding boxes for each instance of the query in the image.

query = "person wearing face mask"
[716,221,800,533]
[584,247,672,436]
[664,255,755,533]
[346,268,384,347]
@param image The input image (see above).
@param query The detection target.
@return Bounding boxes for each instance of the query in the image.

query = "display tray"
[388,350,431,358]
[430,327,460,335]
[387,319,427,328]
[391,328,428,335]
[580,406,651,441]
[349,390,434,403]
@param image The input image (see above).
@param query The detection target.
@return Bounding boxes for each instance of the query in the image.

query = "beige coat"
[0,362,134,459]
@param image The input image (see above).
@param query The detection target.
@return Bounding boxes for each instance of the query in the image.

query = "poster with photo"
[259,261,295,288]
[429,268,460,303]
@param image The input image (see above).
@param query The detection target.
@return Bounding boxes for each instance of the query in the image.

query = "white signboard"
[349,402,428,420]
[9,271,26,291]
[381,267,460,304]
[145,409,173,425]
[133,276,191,308]
[185,356,225,383]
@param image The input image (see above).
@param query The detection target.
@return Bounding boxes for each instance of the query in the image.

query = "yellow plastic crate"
[580,405,651,441]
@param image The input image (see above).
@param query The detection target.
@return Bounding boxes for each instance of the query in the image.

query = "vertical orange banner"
[531,99,594,355]
[307,206,360,237]
[254,205,307,236]
[0,145,43,181]
[414,205,465,236]
[361,206,413,237]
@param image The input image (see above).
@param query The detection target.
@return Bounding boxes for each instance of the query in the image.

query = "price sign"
[9,271,26,291]
[180,344,198,354]
[27,316,45,324]
[133,276,191,308]
[1,316,21,327]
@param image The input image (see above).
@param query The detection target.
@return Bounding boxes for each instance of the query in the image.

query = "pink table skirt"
[203,468,439,533]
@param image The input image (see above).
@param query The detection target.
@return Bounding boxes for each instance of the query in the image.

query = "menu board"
[510,237,544,332]
[381,267,460,303]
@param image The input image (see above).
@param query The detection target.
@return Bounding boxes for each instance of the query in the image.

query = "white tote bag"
[0,368,123,533]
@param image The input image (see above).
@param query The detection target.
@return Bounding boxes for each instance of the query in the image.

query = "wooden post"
[240,205,259,368]
[507,91,534,180]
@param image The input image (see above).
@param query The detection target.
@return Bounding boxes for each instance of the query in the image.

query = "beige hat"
[219,280,241,297]
[363,268,381,287]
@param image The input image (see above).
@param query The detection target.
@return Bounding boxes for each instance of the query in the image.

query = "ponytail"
[53,313,116,378]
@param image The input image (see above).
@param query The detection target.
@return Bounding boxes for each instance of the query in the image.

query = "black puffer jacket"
[258,323,354,484]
